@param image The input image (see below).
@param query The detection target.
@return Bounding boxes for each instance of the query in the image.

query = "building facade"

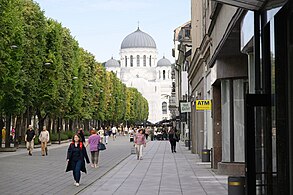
[186,0,292,194]
[105,28,172,123]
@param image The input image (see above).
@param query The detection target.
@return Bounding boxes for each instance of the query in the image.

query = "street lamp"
[10,45,17,49]
[44,62,51,66]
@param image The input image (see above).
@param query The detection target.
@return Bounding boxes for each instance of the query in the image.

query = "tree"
[0,0,25,147]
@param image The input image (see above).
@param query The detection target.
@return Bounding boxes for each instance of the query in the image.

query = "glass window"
[137,55,140,67]
[130,55,133,67]
[163,70,166,80]
[162,102,167,114]
[159,70,161,79]
[125,56,127,67]
[221,80,231,162]
[168,70,170,79]
[149,56,152,66]
[143,55,146,66]
[233,79,245,162]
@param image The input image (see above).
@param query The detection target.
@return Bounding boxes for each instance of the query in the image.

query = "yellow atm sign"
[196,100,212,110]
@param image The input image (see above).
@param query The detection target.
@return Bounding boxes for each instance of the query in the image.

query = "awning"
[213,0,287,10]
[212,0,265,10]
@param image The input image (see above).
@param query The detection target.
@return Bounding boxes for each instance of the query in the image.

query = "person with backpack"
[134,129,146,160]
[66,134,90,187]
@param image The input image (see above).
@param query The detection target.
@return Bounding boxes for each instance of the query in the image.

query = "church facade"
[105,27,172,123]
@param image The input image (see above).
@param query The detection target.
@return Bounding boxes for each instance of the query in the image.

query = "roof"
[157,56,171,67]
[105,57,120,67]
[121,27,156,49]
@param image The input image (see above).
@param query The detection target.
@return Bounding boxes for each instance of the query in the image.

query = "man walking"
[111,126,117,141]
[25,125,35,156]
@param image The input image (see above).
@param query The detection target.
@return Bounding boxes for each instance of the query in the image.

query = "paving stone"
[80,141,228,195]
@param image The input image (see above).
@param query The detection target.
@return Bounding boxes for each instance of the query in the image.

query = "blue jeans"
[72,160,82,183]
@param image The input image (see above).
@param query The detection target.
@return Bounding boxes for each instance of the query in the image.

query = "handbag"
[173,134,179,142]
[98,142,106,151]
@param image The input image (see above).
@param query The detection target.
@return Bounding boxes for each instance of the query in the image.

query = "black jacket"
[66,142,90,173]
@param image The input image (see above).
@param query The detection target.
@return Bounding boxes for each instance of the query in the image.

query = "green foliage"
[0,0,149,127]
[50,132,69,141]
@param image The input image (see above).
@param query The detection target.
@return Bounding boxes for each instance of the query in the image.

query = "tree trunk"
[48,117,52,133]
[36,109,48,135]
[5,114,11,148]
[14,115,22,148]
[69,119,73,132]
[0,113,3,147]
[65,119,69,131]
[84,120,88,132]
[57,117,61,132]
[21,111,27,144]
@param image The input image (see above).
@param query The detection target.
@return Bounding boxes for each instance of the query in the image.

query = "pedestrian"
[77,127,85,143]
[134,129,146,160]
[66,134,90,187]
[168,127,178,153]
[25,125,35,156]
[97,127,104,143]
[2,126,6,144]
[111,126,117,140]
[39,126,50,156]
[104,129,109,144]
[11,127,15,143]
[145,128,149,140]
[86,129,101,168]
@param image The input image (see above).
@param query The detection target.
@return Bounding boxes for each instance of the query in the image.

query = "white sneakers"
[74,182,79,187]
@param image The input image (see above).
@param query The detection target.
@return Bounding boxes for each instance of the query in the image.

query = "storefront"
[238,0,291,194]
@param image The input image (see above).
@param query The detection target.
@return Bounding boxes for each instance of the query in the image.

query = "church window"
[137,55,140,67]
[143,55,146,66]
[159,70,161,79]
[130,55,133,67]
[125,56,127,67]
[163,70,166,80]
[162,102,167,114]
[168,70,170,79]
[149,56,152,66]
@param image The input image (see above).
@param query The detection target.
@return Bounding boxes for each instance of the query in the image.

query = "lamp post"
[44,62,51,66]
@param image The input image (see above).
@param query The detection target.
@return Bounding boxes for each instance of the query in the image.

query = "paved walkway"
[80,141,228,195]
[0,136,133,195]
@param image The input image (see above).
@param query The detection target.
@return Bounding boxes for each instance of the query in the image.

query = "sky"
[35,0,190,63]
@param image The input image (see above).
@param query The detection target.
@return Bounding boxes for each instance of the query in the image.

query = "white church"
[105,27,172,123]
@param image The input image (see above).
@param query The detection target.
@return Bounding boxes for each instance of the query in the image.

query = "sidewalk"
[80,140,228,195]
[0,136,133,195]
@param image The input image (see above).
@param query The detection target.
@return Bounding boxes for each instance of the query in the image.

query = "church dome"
[105,57,120,67]
[157,56,171,66]
[121,28,156,49]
